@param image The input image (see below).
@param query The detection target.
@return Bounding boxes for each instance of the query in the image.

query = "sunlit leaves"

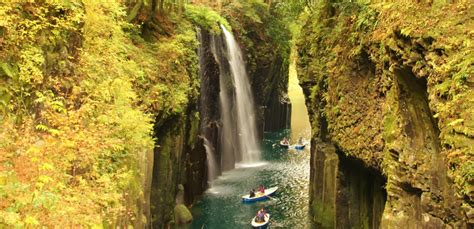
[0,0,155,226]
[184,4,230,34]
[18,46,45,84]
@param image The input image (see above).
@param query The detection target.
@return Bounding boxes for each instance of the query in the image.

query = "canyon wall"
[298,1,472,228]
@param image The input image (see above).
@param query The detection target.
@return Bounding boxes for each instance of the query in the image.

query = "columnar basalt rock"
[150,106,206,227]
[298,2,472,228]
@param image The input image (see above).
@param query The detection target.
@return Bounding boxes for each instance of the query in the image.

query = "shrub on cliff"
[184,4,230,34]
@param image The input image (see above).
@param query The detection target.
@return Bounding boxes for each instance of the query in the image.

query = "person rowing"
[298,137,304,145]
[251,207,271,227]
[256,208,266,223]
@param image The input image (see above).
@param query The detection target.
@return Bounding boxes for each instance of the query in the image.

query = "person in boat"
[249,189,255,198]
[298,137,304,145]
[256,208,266,223]
[258,185,265,194]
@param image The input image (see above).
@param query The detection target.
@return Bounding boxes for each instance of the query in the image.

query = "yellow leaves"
[91,225,103,229]
[0,5,13,27]
[18,46,45,85]
[35,124,49,132]
[97,174,111,185]
[35,123,60,136]
[50,100,66,113]
[36,175,53,189]
[37,175,53,184]
[26,146,40,155]
[24,216,40,226]
[40,163,55,171]
[1,1,156,226]
[400,27,413,37]
[448,119,464,127]
[0,211,21,226]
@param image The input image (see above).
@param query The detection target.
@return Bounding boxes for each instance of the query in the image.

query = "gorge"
[0,1,472,228]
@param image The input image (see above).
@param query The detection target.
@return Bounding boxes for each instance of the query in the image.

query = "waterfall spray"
[203,138,217,184]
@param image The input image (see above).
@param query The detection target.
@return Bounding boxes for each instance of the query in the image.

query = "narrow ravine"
[188,60,313,229]
[2,1,471,228]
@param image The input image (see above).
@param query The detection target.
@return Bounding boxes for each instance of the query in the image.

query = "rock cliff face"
[149,27,224,228]
[150,106,206,227]
[298,2,472,228]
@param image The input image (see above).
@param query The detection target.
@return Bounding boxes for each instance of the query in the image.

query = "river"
[187,60,312,228]
[188,130,312,229]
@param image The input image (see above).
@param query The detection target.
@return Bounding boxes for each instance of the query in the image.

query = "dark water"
[187,130,313,229]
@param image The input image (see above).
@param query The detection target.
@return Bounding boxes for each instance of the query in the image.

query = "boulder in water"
[174,204,193,224]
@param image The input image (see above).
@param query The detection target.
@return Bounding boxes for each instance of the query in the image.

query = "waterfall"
[200,24,261,178]
[220,25,260,164]
[216,48,237,169]
[203,138,217,184]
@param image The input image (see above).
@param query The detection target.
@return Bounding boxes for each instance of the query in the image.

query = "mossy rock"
[177,184,184,191]
[174,204,193,225]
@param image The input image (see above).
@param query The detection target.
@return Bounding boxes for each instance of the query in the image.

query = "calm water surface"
[188,130,313,229]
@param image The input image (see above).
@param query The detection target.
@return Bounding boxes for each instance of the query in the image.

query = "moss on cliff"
[0,1,210,227]
[298,0,472,227]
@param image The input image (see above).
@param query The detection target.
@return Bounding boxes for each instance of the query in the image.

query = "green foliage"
[184,4,230,34]
[222,0,291,74]
[129,17,200,119]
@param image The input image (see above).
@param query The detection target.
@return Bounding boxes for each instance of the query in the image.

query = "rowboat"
[242,187,278,202]
[294,144,306,150]
[279,140,289,148]
[251,213,270,228]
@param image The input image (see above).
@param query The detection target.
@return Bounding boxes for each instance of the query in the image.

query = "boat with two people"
[279,137,308,150]
[242,185,278,203]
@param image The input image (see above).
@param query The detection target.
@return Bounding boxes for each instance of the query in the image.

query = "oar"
[264,194,276,200]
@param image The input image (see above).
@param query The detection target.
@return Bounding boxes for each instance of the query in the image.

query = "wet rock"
[174,204,193,225]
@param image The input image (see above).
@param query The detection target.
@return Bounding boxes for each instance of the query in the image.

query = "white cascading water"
[220,25,260,163]
[203,137,217,184]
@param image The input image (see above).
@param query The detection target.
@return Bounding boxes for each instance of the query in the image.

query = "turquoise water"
[187,130,314,229]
